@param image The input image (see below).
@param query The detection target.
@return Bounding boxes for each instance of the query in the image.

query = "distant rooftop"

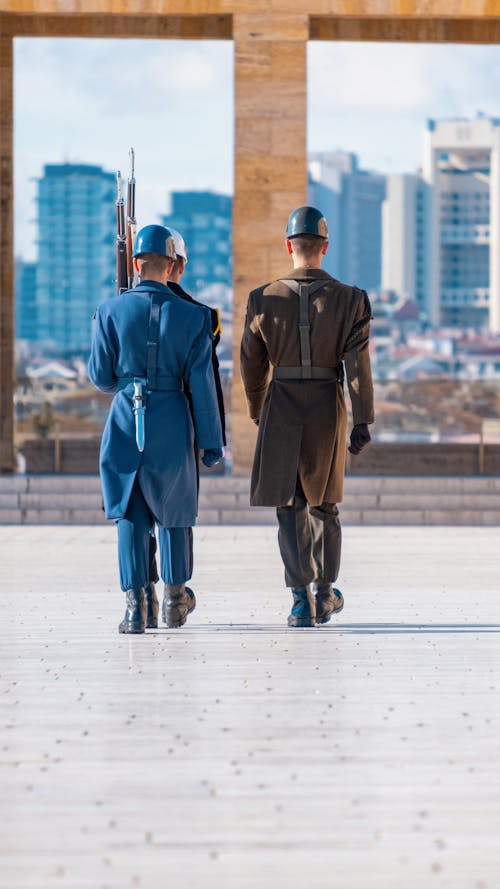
[427,114,500,130]
[41,163,114,180]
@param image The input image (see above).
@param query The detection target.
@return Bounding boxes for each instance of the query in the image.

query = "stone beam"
[232,13,308,474]
[1,12,231,39]
[310,14,500,42]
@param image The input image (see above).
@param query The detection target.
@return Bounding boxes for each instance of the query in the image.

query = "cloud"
[16,38,231,116]
[309,43,500,116]
[14,38,234,259]
[309,42,428,112]
[308,42,500,172]
[13,38,500,259]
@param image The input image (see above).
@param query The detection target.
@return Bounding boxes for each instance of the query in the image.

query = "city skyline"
[15,38,500,260]
[15,167,234,357]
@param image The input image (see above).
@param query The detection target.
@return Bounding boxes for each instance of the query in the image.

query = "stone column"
[0,22,14,473]
[232,13,308,474]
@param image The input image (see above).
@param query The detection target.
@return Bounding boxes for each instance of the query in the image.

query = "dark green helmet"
[285,206,329,239]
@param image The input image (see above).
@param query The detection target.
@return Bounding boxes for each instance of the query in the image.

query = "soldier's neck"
[292,260,323,270]
[139,275,168,285]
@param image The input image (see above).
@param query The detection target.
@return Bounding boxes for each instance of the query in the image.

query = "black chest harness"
[272,279,339,382]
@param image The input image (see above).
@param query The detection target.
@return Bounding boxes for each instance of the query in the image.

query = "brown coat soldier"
[241,267,374,506]
[240,205,374,628]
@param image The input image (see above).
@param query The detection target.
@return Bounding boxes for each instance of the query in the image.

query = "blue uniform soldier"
[88,224,224,634]
[146,227,227,590]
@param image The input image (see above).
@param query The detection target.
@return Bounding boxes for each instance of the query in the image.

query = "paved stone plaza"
[1,523,499,889]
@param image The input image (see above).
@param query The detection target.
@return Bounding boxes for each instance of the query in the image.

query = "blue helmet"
[133,224,176,260]
[285,206,329,239]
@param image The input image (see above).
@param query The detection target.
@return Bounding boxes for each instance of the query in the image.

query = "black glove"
[348,423,371,456]
[252,418,260,427]
[201,448,223,468]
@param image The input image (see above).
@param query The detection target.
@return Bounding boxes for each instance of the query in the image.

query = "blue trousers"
[117,481,193,591]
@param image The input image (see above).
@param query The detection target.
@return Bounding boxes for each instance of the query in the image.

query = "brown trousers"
[276,478,341,588]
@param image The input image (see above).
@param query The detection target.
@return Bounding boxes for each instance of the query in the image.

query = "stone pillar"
[489,126,500,334]
[232,13,308,474]
[0,23,14,473]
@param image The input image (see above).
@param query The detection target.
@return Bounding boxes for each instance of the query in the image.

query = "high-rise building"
[36,163,115,354]
[162,191,232,295]
[422,117,500,331]
[381,174,431,317]
[15,258,38,342]
[308,151,386,291]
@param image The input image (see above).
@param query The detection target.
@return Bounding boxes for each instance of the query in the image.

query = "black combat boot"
[162,584,196,629]
[287,586,316,628]
[118,587,146,634]
[145,582,159,629]
[313,582,344,624]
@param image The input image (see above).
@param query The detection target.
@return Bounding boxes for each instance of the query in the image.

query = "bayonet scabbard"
[132,379,146,453]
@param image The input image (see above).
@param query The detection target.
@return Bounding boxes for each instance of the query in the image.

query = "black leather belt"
[272,367,338,381]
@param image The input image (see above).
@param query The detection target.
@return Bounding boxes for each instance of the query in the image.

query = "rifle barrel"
[126,148,137,288]
[116,170,126,237]
[116,170,127,293]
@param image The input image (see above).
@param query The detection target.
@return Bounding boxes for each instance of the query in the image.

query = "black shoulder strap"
[279,279,326,380]
[146,292,162,389]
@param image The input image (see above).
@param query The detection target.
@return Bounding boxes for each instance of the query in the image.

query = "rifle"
[115,170,127,294]
[115,151,145,452]
[115,147,137,294]
[126,148,137,290]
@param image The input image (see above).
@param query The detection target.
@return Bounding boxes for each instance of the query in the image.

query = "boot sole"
[146,620,158,629]
[287,616,315,628]
[163,590,196,629]
[118,622,145,634]
[316,600,344,624]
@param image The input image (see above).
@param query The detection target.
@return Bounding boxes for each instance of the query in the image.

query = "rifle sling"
[146,293,162,390]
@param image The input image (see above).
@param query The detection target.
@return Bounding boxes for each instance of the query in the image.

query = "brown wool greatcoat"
[240,267,374,508]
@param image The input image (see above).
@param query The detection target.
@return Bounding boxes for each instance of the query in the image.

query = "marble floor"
[1,524,499,889]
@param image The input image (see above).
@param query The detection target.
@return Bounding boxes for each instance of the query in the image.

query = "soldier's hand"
[252,418,260,427]
[348,423,371,455]
[201,448,223,468]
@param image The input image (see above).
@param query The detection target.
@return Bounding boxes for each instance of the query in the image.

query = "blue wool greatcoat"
[88,280,223,527]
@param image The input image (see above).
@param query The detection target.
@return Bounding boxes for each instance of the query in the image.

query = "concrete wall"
[16,438,500,477]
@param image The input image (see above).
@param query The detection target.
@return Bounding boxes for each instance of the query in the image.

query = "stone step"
[2,473,500,494]
[203,508,500,526]
[1,504,500,525]
[4,486,500,509]
[1,474,500,524]
[1,506,500,525]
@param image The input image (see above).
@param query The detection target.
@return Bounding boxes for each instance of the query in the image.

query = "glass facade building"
[35,163,115,355]
[15,259,38,342]
[383,117,500,332]
[162,191,232,295]
[308,151,386,292]
[382,174,431,318]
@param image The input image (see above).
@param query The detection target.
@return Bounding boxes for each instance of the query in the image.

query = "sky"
[14,37,500,261]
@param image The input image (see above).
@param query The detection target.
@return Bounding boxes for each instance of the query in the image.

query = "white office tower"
[308,151,386,291]
[423,117,500,331]
[382,174,430,317]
